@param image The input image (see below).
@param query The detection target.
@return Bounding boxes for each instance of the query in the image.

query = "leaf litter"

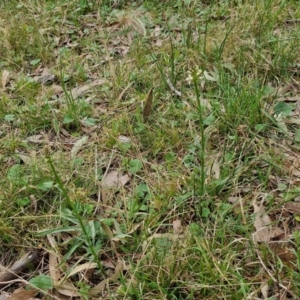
[101,170,131,204]
[3,1,300,299]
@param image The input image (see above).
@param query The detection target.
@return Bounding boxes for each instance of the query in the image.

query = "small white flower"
[186,72,193,85]
[274,113,283,121]
[186,67,204,85]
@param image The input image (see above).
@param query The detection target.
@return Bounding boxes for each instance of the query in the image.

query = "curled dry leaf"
[166,78,182,97]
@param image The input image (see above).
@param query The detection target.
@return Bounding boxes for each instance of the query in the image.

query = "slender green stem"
[47,156,106,277]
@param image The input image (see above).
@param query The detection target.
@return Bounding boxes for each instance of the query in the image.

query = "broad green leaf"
[4,114,15,121]
[28,275,53,291]
[63,114,74,124]
[7,165,21,181]
[295,129,300,142]
[17,197,30,207]
[274,102,294,117]
[203,114,215,125]
[83,118,96,126]
[30,58,41,66]
[129,159,143,174]
[37,180,54,191]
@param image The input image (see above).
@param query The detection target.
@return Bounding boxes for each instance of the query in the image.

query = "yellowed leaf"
[47,234,59,250]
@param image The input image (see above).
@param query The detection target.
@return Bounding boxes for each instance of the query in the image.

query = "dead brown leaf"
[252,201,273,243]
[285,201,300,214]
[1,70,10,89]
[49,252,61,286]
[88,260,125,297]
[153,25,161,38]
[277,83,293,96]
[33,68,56,85]
[143,87,154,119]
[102,171,130,189]
[27,134,44,144]
[173,219,182,235]
[66,262,98,279]
[260,282,269,299]
[7,288,38,300]
[71,79,107,99]
[269,242,296,268]
[55,280,80,298]
[51,84,64,95]
[29,195,37,214]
